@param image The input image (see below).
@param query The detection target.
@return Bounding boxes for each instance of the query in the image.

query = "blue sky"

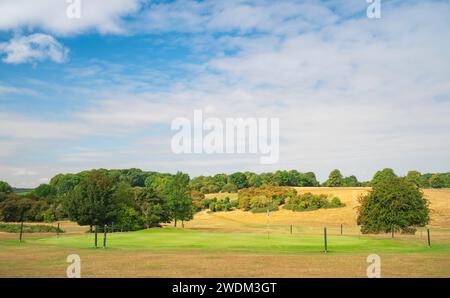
[0,0,450,187]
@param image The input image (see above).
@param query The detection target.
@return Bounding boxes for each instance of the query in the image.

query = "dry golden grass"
[187,187,450,237]
[1,246,449,278]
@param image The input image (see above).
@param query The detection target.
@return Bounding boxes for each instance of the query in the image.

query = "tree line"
[0,168,446,231]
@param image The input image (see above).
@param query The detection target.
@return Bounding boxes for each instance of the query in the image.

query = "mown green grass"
[3,228,448,255]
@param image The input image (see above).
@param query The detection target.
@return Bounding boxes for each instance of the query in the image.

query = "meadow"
[1,187,449,277]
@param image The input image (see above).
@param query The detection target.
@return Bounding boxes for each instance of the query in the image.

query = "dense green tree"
[0,181,13,193]
[430,174,445,188]
[301,172,320,186]
[136,187,171,228]
[405,171,422,187]
[145,174,171,193]
[342,175,360,187]
[357,177,429,234]
[371,168,397,186]
[31,184,56,198]
[50,174,81,196]
[228,172,249,189]
[245,172,262,187]
[326,169,344,187]
[165,172,192,227]
[259,172,277,186]
[0,195,34,221]
[274,170,290,186]
[213,174,228,188]
[115,205,144,231]
[64,170,117,228]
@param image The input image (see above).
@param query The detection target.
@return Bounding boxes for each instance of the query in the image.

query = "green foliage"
[0,192,64,222]
[325,169,344,187]
[144,173,171,193]
[248,195,279,213]
[136,187,171,228]
[207,196,237,212]
[357,177,429,234]
[165,172,193,226]
[0,223,64,233]
[221,183,238,193]
[31,184,56,198]
[115,205,144,231]
[342,175,360,187]
[0,181,13,193]
[405,171,422,187]
[238,186,297,211]
[371,168,397,186]
[284,193,345,212]
[64,170,117,227]
[228,172,249,189]
[430,173,446,188]
[50,173,81,196]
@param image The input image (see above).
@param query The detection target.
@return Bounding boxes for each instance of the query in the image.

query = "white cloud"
[1,1,450,186]
[0,0,141,35]
[136,0,341,34]
[0,33,69,64]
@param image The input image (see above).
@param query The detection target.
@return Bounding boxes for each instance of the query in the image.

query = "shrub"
[221,183,238,193]
[206,197,237,212]
[284,193,345,212]
[238,186,297,211]
[0,223,64,233]
[329,197,345,208]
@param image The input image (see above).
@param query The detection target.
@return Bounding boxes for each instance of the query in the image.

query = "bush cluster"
[0,223,64,233]
[284,193,345,212]
[238,186,297,211]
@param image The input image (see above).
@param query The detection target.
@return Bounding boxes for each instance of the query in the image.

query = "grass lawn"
[1,228,450,277]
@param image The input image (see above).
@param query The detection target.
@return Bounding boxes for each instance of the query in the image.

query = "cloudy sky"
[0,0,449,187]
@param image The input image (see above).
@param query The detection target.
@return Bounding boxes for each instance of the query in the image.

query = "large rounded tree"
[357,177,429,234]
[0,181,12,193]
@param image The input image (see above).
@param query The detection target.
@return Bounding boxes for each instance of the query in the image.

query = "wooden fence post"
[19,221,24,242]
[103,225,107,249]
[324,226,328,254]
[94,225,98,248]
[427,229,431,247]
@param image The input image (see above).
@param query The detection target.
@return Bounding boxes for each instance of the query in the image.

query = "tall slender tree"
[165,172,192,227]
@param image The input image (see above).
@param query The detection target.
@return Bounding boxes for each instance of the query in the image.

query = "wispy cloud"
[0,33,68,64]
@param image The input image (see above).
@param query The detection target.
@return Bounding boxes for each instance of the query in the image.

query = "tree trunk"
[89,225,93,233]
[174,218,177,227]
[182,220,184,228]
